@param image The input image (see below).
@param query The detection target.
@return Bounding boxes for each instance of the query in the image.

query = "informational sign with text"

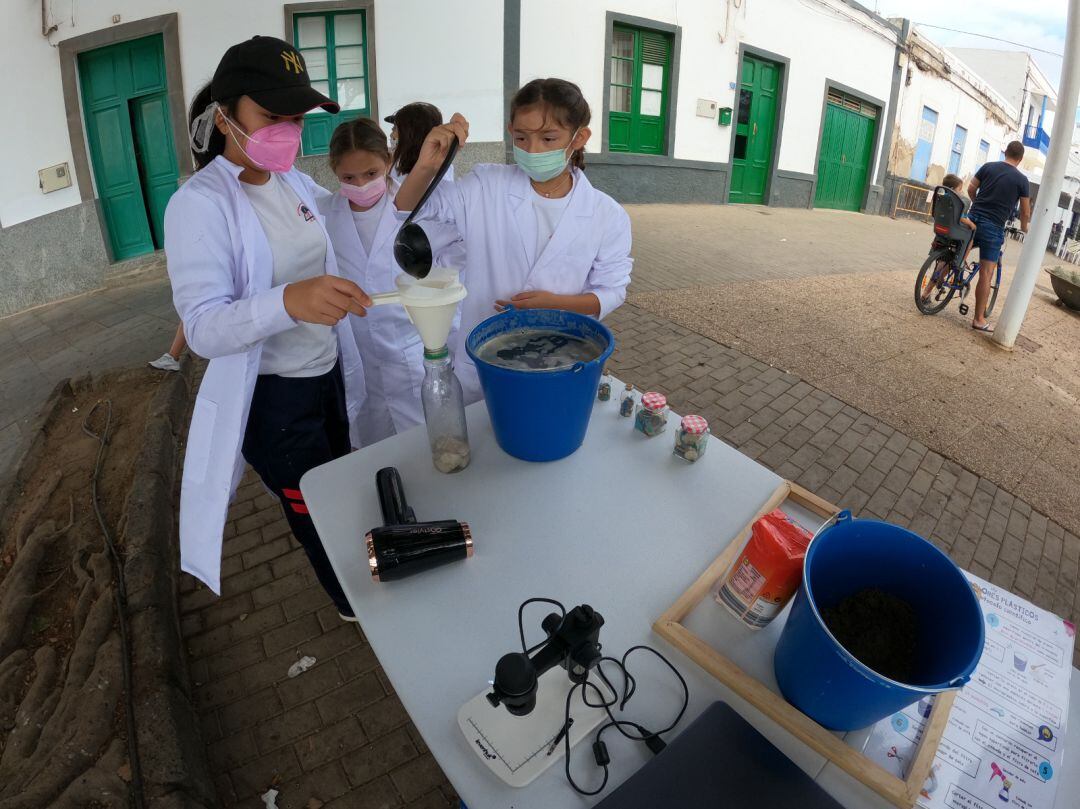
[864,574,1074,809]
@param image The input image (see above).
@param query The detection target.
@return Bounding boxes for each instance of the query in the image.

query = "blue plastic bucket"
[465,309,614,462]
[773,511,984,731]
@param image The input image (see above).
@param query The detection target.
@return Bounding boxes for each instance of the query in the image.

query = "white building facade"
[885,25,1018,200]
[950,48,1057,183]
[1,0,902,315]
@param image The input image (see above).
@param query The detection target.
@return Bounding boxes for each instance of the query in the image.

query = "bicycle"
[914,186,1002,318]
[915,247,1003,318]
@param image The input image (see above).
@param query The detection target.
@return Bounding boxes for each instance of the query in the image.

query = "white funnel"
[369,267,467,352]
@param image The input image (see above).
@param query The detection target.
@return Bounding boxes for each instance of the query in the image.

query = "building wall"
[1,0,504,229]
[2,0,905,316]
[889,36,1016,189]
[949,47,1055,181]
[518,0,897,205]
[0,0,503,314]
[948,49,1030,112]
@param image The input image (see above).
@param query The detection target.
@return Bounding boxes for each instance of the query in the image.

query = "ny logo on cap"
[281,50,305,74]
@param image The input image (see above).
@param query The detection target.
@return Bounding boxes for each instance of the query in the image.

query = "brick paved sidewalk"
[180,302,1078,807]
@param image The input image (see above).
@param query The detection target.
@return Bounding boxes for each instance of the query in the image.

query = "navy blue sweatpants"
[241,362,353,616]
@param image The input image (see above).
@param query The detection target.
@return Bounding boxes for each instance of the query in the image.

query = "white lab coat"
[406,164,632,402]
[318,180,464,444]
[165,156,366,595]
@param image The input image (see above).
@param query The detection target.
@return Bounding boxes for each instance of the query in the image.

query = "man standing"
[966,140,1031,332]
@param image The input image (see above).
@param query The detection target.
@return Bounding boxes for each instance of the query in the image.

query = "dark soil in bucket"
[822,588,918,683]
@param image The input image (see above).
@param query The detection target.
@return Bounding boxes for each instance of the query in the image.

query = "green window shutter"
[294,10,371,155]
[608,24,671,155]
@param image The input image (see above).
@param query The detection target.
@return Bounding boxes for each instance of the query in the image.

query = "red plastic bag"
[715,509,812,629]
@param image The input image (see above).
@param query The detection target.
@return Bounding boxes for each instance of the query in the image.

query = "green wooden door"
[79,35,178,259]
[814,92,877,211]
[130,92,179,249]
[728,55,781,205]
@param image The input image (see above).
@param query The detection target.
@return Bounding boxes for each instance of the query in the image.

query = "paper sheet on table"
[862,573,1074,809]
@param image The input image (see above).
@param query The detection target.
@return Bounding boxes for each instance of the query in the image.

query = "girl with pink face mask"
[318,117,464,444]
[164,37,372,620]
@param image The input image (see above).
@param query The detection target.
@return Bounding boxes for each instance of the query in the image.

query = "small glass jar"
[618,383,636,418]
[634,391,668,437]
[674,415,709,463]
[597,368,612,402]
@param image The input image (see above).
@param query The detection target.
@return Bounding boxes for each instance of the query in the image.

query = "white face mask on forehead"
[189,102,221,153]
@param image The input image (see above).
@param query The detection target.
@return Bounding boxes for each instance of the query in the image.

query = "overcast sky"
[876,0,1076,121]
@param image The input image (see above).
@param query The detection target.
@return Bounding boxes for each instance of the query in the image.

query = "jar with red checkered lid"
[634,391,668,437]
[674,414,709,462]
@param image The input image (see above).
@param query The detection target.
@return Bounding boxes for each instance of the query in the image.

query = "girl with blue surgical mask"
[395,78,634,403]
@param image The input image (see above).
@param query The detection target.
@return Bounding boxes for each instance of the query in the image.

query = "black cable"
[517,597,566,655]
[564,644,689,794]
[82,401,146,809]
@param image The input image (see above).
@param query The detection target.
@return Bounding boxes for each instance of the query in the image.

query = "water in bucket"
[473,329,605,371]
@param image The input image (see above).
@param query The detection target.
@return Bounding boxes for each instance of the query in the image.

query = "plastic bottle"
[421,347,470,474]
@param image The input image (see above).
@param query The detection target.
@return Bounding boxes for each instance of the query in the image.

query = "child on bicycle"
[921,174,976,306]
[942,174,976,235]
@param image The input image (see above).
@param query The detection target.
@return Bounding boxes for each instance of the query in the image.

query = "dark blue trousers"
[241,362,353,616]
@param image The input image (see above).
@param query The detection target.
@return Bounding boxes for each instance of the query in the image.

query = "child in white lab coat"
[319,117,464,445]
[396,78,634,403]
[165,36,371,619]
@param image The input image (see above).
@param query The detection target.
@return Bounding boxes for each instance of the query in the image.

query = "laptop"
[595,701,845,808]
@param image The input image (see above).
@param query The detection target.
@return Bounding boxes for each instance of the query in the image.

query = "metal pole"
[992,0,1080,349]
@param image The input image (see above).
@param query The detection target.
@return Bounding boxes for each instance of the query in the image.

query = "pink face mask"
[225,115,302,173]
[339,175,387,207]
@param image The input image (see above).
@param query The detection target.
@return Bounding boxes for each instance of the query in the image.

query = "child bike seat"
[931,186,973,250]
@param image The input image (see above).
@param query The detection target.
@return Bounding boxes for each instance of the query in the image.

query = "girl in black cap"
[165,36,371,620]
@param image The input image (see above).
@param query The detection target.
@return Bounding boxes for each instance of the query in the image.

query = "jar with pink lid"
[634,391,668,437]
[673,415,709,462]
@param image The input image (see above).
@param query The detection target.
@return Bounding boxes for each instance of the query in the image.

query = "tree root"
[51,737,128,808]
[0,635,122,808]
[0,650,29,735]
[0,646,57,770]
[0,517,64,660]
[9,469,62,554]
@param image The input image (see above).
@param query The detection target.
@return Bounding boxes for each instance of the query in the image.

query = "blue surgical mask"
[513,130,580,182]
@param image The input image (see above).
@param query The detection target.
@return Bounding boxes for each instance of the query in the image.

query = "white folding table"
[302,394,1079,808]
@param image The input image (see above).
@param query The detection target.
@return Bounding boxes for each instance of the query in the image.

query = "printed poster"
[863,573,1074,809]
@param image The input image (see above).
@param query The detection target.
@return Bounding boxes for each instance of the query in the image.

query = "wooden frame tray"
[653,480,953,808]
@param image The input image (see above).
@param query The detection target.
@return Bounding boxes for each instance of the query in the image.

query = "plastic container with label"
[715,510,811,629]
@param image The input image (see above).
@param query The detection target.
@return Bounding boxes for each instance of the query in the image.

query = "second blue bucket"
[466,309,614,462]
[773,511,984,731]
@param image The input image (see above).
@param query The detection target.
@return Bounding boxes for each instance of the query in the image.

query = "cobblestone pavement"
[4,205,1077,807]
[627,204,1080,539]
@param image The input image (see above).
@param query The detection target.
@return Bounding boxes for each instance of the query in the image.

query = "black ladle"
[393,137,459,279]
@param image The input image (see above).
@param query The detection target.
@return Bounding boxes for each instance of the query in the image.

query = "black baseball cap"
[211,36,339,115]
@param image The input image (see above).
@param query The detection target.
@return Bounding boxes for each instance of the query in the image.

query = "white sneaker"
[149,353,181,371]
[338,612,360,623]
